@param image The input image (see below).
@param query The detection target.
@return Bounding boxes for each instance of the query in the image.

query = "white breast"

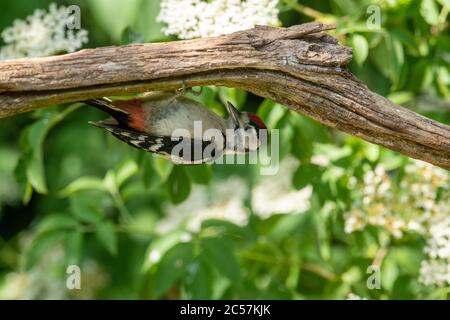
[143,96,226,139]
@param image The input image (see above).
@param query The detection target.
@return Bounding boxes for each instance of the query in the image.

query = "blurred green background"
[0,0,449,299]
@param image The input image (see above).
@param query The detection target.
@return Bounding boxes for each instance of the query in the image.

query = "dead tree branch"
[0,23,449,169]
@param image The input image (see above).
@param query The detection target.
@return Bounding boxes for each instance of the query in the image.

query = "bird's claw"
[175,82,202,96]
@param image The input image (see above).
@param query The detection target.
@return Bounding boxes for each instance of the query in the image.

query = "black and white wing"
[89,120,223,164]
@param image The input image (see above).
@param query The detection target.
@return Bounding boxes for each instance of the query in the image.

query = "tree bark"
[0,22,449,169]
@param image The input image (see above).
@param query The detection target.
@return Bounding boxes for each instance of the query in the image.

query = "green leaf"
[436,35,450,52]
[201,219,251,239]
[391,275,416,299]
[385,34,404,86]
[438,0,450,9]
[351,34,369,65]
[22,182,33,205]
[426,287,450,299]
[59,176,106,197]
[25,120,49,194]
[115,160,139,188]
[95,222,118,256]
[390,246,424,275]
[154,242,194,298]
[408,60,434,93]
[70,195,103,224]
[276,113,295,159]
[381,253,399,291]
[16,104,81,198]
[420,0,440,26]
[292,114,331,143]
[14,149,29,185]
[291,126,313,162]
[26,231,66,268]
[65,231,83,265]
[134,0,166,42]
[387,91,414,105]
[362,142,380,162]
[391,29,419,55]
[371,34,404,87]
[87,0,141,43]
[186,164,212,185]
[269,212,313,241]
[103,170,117,194]
[201,237,241,283]
[37,214,79,235]
[140,154,163,190]
[218,88,247,109]
[313,143,352,162]
[121,26,144,44]
[293,163,322,190]
[436,66,450,97]
[167,166,191,204]
[154,157,174,181]
[257,100,287,129]
[379,149,405,170]
[186,257,213,299]
[437,0,450,11]
[143,230,191,271]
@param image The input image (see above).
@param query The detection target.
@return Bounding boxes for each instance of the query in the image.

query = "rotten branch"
[0,22,449,169]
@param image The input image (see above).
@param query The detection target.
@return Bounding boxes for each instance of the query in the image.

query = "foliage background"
[0,0,449,299]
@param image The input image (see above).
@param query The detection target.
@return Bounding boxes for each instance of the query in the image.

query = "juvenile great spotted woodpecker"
[85,90,267,164]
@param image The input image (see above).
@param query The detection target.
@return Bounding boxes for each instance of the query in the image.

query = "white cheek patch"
[246,128,260,150]
[225,128,260,153]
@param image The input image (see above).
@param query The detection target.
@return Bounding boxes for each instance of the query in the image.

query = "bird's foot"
[175,82,203,96]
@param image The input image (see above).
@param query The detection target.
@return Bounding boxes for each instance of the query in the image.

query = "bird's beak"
[227,102,241,127]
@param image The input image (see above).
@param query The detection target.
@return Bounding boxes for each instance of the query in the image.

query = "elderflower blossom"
[425,217,450,260]
[0,243,107,299]
[419,259,450,287]
[344,160,450,238]
[343,159,450,288]
[252,156,312,219]
[419,217,450,287]
[0,3,88,60]
[346,293,368,300]
[156,176,249,233]
[157,157,314,232]
[157,0,280,39]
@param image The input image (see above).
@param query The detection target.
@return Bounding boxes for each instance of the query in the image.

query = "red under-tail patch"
[248,113,267,129]
[114,99,146,131]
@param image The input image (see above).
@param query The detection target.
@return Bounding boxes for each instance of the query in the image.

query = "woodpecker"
[85,90,267,164]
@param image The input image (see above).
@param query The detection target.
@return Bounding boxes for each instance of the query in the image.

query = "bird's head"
[225,101,267,153]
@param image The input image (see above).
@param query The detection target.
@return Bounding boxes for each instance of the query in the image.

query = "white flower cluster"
[345,165,412,237]
[419,259,450,287]
[344,159,450,288]
[0,3,88,60]
[344,160,449,238]
[419,217,450,287]
[425,217,450,260]
[346,293,368,300]
[252,156,312,219]
[157,156,314,234]
[157,0,280,39]
[0,244,106,299]
[156,176,249,233]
